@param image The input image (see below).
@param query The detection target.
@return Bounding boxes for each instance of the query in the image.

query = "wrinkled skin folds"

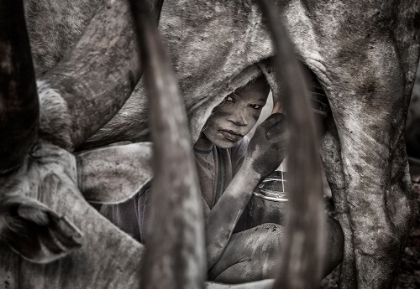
[0,0,419,289]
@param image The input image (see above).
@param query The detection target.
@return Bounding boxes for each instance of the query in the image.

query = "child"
[101,75,343,283]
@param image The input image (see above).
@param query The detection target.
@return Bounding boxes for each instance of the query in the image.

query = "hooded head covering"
[85,0,281,146]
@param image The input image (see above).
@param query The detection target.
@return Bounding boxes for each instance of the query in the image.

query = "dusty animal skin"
[2,0,308,289]
[85,1,419,288]
[3,0,420,289]
[0,0,147,288]
[24,0,105,76]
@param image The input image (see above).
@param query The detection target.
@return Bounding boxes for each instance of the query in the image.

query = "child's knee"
[252,223,284,251]
[254,220,344,279]
[251,223,284,278]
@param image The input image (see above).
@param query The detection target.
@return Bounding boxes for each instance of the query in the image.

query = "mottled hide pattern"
[0,0,148,288]
[1,0,318,289]
[1,1,420,289]
[88,1,420,287]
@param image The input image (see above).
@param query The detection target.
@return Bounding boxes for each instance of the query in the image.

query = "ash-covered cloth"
[100,137,249,243]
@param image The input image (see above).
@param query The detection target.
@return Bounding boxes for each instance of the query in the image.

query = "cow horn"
[39,0,164,150]
[0,0,39,174]
[255,1,326,288]
[128,0,206,288]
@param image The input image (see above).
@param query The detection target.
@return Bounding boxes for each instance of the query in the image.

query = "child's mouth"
[219,130,243,142]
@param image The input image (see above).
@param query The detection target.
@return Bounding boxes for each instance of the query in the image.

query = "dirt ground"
[321,171,420,289]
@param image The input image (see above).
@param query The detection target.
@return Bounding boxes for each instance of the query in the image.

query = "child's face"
[202,77,270,149]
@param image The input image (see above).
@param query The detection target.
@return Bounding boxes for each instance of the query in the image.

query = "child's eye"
[250,104,262,110]
[225,96,234,103]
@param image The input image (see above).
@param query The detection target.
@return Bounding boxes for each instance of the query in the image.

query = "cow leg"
[321,115,357,289]
[324,46,417,288]
[334,115,416,289]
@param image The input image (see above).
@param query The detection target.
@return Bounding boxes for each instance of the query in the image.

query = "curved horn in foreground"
[256,1,326,288]
[0,0,39,174]
[128,0,206,288]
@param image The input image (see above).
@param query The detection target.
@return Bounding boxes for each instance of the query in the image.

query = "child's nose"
[227,111,248,126]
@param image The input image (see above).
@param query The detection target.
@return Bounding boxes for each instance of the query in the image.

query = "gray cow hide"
[24,0,104,76]
[86,1,420,289]
[1,0,277,288]
[18,0,420,288]
[1,0,147,288]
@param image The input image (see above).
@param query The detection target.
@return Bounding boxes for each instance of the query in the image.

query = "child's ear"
[76,143,153,204]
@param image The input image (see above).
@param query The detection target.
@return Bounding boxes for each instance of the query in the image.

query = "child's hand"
[244,113,288,178]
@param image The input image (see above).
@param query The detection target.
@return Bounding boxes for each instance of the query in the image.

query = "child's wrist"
[239,160,263,183]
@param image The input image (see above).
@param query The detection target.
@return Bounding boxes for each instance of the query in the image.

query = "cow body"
[24,0,104,76]
[3,0,419,288]
[0,144,144,289]
[84,1,420,288]
[291,2,420,288]
[1,0,147,288]
[0,1,291,288]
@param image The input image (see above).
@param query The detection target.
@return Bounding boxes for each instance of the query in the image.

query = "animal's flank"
[0,0,419,288]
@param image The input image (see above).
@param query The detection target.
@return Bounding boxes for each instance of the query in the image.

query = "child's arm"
[205,113,288,269]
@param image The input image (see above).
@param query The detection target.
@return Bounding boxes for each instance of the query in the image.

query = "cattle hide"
[24,0,105,76]
[1,1,304,289]
[18,0,420,288]
[1,0,147,288]
[85,1,420,288]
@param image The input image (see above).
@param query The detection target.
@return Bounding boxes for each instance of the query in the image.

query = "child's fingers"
[262,113,286,128]
[266,119,287,139]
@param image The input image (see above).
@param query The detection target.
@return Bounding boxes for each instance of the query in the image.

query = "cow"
[0,0,147,288]
[80,1,419,288]
[1,0,324,288]
[4,0,420,288]
[23,0,105,76]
